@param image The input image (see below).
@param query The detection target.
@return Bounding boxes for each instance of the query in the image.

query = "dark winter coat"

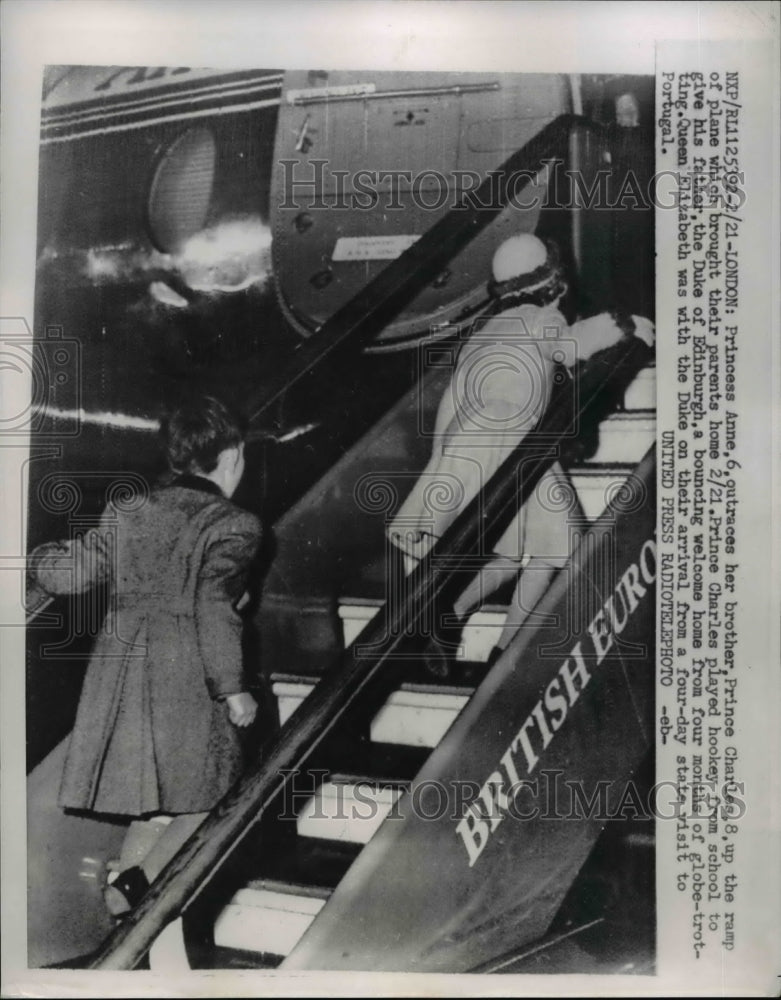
[31,476,262,816]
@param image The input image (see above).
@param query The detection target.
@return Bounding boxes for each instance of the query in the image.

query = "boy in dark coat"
[29,395,262,914]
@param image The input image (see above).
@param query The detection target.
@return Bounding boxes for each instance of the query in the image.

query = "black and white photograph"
[1,2,778,996]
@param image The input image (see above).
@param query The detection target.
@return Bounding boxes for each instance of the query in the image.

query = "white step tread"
[587,411,655,464]
[337,604,506,661]
[570,466,639,522]
[296,778,405,844]
[273,677,472,748]
[275,680,321,726]
[214,886,326,956]
[370,689,469,748]
[623,365,655,411]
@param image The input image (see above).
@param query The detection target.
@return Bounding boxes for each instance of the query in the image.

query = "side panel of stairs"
[26,739,126,967]
[281,447,655,973]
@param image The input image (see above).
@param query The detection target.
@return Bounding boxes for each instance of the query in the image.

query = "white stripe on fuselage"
[40,96,282,145]
[43,74,283,128]
[39,407,160,432]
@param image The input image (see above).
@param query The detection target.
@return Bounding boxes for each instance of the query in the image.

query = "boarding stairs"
[27,112,656,973]
[29,343,656,974]
[141,353,656,973]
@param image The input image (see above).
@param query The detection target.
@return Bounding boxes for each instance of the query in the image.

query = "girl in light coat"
[388,234,653,667]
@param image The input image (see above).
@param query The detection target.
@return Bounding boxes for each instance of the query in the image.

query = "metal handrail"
[88,332,651,970]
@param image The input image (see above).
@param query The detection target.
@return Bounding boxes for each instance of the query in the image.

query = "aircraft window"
[147,127,216,253]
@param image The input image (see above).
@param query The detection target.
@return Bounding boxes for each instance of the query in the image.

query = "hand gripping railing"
[247,112,593,430]
[88,329,652,970]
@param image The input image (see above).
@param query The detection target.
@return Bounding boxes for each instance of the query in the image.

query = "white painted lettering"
[455,532,656,867]
[588,607,614,664]
[543,674,568,731]
[639,538,657,584]
[531,700,554,749]
[511,715,540,773]
[500,746,522,787]
[477,771,511,831]
[456,805,491,866]
[559,641,592,704]
[607,588,629,635]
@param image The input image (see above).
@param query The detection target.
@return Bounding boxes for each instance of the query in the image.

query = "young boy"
[29,395,262,914]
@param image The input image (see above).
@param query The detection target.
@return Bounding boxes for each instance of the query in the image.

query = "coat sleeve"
[569,312,628,361]
[29,518,113,596]
[195,509,262,699]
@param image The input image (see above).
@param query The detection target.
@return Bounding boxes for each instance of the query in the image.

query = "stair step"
[354,740,434,784]
[370,688,470,748]
[213,885,326,957]
[296,777,406,844]
[569,465,637,523]
[274,680,319,727]
[272,675,474,748]
[253,831,362,891]
[585,412,655,464]
[622,365,655,411]
[338,602,506,660]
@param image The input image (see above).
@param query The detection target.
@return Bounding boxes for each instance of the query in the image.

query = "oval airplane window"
[148,127,216,253]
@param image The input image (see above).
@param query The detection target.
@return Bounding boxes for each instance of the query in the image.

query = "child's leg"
[117,817,173,871]
[105,812,208,915]
[139,812,208,882]
[494,555,563,651]
[490,464,583,652]
[451,556,521,619]
[416,555,521,677]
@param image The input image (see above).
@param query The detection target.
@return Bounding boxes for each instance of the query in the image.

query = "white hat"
[491,233,549,282]
[489,234,564,301]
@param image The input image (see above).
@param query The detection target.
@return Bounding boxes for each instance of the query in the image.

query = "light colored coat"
[388,303,579,569]
[32,477,261,816]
